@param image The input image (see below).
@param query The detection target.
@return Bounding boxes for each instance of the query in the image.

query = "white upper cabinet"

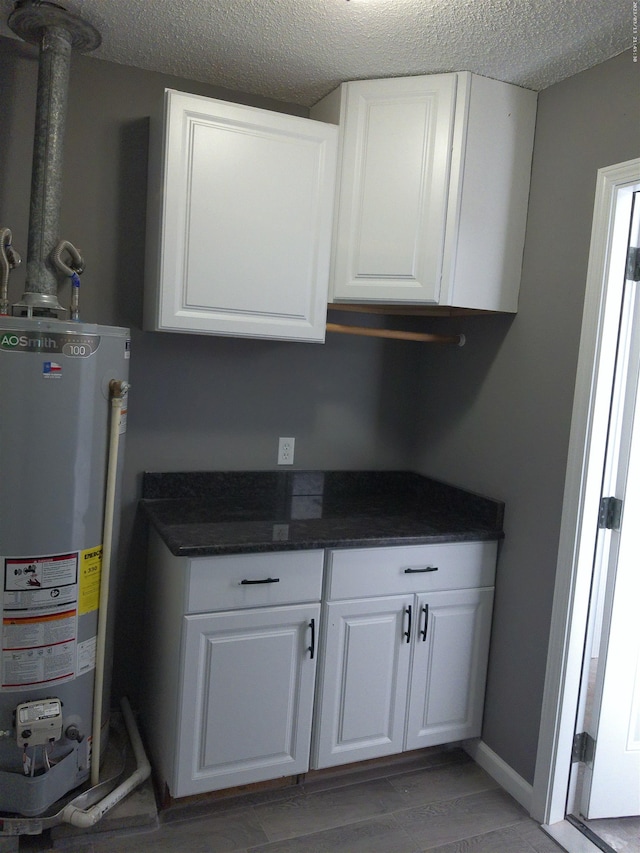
[311,73,537,311]
[145,90,338,342]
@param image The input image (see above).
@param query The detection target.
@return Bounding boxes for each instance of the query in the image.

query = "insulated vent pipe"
[7,0,100,317]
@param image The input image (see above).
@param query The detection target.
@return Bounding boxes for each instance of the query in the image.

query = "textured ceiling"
[0,0,633,106]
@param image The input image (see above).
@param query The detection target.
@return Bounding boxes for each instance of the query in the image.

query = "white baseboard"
[463,739,534,814]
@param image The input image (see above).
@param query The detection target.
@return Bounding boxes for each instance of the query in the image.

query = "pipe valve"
[109,379,131,399]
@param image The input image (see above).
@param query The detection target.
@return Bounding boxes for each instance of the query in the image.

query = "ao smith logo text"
[1,333,59,350]
[0,331,100,356]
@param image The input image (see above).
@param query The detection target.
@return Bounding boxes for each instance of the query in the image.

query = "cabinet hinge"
[627,246,640,282]
[572,731,596,764]
[598,496,623,530]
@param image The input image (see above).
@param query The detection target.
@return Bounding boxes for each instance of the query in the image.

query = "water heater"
[0,316,129,816]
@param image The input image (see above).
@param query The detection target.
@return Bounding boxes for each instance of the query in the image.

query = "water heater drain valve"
[15,699,63,747]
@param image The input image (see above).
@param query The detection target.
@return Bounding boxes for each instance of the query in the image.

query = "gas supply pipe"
[91,379,130,788]
[0,228,21,315]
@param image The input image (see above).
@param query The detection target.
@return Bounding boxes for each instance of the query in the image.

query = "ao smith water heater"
[0,319,129,818]
[0,1,148,827]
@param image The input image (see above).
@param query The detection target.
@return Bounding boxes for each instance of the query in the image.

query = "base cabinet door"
[175,603,320,797]
[312,596,412,769]
[405,588,494,750]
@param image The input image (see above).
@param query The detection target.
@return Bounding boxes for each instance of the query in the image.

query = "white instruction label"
[77,636,97,676]
[3,553,78,610]
[1,618,76,688]
[1,551,80,688]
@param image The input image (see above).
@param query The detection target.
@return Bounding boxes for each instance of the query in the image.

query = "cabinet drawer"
[326,542,497,600]
[186,550,324,613]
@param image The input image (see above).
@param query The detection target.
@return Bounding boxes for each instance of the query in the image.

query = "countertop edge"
[163,528,505,558]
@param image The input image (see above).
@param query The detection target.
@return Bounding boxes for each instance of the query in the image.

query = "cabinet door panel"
[332,75,456,304]
[405,588,494,750]
[312,596,412,769]
[148,90,337,341]
[177,604,319,797]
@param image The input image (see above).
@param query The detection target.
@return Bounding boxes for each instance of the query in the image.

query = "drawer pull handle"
[404,605,412,643]
[308,618,316,659]
[240,577,280,585]
[420,604,429,642]
[404,566,438,574]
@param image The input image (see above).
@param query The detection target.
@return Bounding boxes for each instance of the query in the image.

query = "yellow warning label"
[79,547,102,615]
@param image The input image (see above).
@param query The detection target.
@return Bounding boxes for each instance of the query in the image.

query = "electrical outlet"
[278,437,295,465]
[272,523,290,541]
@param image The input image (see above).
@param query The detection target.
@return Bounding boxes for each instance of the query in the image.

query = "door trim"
[531,158,640,825]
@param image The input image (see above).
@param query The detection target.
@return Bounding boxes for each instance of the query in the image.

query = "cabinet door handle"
[420,604,429,642]
[308,618,316,659]
[240,577,280,585]
[404,566,438,574]
[404,605,412,643]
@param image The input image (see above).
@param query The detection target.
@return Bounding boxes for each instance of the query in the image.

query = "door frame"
[531,158,640,827]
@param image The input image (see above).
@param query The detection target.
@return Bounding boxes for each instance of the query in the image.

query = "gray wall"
[410,51,639,783]
[0,35,418,708]
[1,33,637,789]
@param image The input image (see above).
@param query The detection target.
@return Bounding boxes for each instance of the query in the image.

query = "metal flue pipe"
[8,1,100,316]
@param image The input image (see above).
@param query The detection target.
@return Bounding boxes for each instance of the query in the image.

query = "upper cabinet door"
[145,90,338,342]
[313,73,537,311]
[330,75,457,304]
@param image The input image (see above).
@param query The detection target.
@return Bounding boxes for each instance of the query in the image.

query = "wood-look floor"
[20,748,565,852]
[581,815,640,853]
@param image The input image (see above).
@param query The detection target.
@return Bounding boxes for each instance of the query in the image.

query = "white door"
[405,588,494,751]
[581,195,640,819]
[176,603,320,797]
[312,595,412,769]
[532,160,640,838]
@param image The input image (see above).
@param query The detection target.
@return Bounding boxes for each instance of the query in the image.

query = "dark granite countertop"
[140,471,505,557]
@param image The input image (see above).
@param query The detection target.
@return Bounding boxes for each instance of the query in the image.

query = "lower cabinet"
[311,542,497,770]
[144,532,497,798]
[143,531,324,799]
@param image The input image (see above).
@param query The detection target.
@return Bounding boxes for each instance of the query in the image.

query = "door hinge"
[627,246,640,282]
[598,496,623,530]
[572,731,596,764]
